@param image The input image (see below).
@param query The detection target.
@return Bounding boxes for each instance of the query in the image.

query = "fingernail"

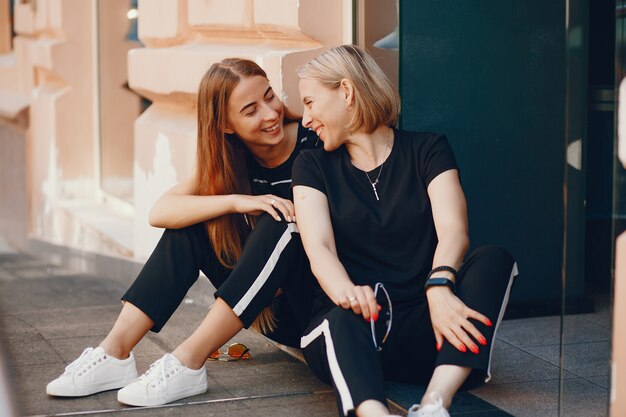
[373,313,379,322]
[287,216,291,222]
[470,345,480,354]
[459,344,467,353]
[486,319,493,327]
[436,342,441,352]
[378,305,382,311]
[478,336,488,346]
[365,316,371,322]
[275,217,281,221]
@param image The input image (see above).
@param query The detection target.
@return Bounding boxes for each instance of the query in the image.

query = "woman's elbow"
[440,229,469,251]
[148,206,177,229]
[148,209,164,228]
[460,235,470,252]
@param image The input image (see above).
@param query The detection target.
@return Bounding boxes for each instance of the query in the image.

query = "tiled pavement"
[0,251,338,417]
[471,312,610,416]
[0,239,611,416]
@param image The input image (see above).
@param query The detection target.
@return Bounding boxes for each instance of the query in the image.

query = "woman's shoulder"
[395,129,451,155]
[292,147,329,187]
[293,146,339,177]
[395,129,447,145]
[293,122,322,151]
[294,146,326,165]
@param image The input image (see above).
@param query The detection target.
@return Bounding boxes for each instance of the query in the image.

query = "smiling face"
[299,78,353,151]
[225,75,285,149]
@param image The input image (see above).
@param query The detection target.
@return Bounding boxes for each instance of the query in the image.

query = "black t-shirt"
[246,122,320,200]
[291,129,459,305]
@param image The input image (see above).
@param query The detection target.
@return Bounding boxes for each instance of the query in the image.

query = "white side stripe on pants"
[232,223,299,316]
[485,262,519,382]
[301,319,354,416]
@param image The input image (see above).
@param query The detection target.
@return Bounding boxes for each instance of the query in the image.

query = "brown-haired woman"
[46,58,319,406]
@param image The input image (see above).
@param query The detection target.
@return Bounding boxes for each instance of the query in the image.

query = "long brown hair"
[195,59,297,332]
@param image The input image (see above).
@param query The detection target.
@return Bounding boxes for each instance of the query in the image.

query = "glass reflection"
[354,0,399,90]
[560,0,614,415]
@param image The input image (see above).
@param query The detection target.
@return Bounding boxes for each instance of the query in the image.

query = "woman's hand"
[232,194,295,222]
[337,285,380,322]
[426,287,492,354]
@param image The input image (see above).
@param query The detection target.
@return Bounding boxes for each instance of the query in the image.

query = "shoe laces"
[63,347,108,377]
[408,393,449,417]
[139,354,182,391]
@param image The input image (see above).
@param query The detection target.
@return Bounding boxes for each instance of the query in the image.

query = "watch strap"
[427,266,458,279]
[424,277,456,293]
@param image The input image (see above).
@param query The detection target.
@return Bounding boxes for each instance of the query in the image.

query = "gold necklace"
[364,129,391,201]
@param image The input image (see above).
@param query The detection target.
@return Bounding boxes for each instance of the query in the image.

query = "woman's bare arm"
[426,169,491,353]
[149,177,237,229]
[428,169,469,278]
[149,177,296,229]
[293,185,378,320]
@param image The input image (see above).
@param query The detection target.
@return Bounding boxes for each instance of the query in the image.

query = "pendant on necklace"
[371,180,380,201]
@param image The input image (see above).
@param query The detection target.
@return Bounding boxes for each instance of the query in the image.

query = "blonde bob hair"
[297,45,400,133]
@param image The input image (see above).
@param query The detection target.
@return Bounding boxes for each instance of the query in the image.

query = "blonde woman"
[46,58,319,406]
[292,45,518,417]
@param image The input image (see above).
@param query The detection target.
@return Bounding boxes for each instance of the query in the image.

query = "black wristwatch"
[424,277,456,293]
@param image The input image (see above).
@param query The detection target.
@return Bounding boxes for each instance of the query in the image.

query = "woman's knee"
[304,307,367,342]
[325,307,369,334]
[467,245,515,275]
[251,212,296,236]
[160,225,199,244]
[302,308,369,384]
[469,245,513,265]
[461,245,517,289]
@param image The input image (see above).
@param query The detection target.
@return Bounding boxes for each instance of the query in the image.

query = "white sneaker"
[117,353,208,406]
[47,347,138,397]
[407,394,450,417]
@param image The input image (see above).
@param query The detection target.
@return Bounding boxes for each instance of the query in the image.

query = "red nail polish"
[486,319,493,327]
[436,342,441,352]
[365,316,370,322]
[470,345,479,354]
[459,344,467,352]
[479,336,488,346]
[373,313,379,322]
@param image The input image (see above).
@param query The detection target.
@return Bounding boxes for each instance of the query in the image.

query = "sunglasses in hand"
[207,343,251,362]
[371,282,393,352]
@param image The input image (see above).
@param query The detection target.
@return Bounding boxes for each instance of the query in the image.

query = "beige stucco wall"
[0,0,141,257]
[0,0,10,54]
[23,0,97,246]
[0,120,28,251]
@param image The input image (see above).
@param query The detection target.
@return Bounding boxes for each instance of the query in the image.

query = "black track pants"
[300,246,518,416]
[122,214,315,348]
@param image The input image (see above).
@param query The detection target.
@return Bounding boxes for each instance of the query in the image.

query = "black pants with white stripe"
[300,246,518,416]
[122,213,315,348]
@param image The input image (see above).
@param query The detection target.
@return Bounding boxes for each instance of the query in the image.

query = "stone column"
[12,0,97,247]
